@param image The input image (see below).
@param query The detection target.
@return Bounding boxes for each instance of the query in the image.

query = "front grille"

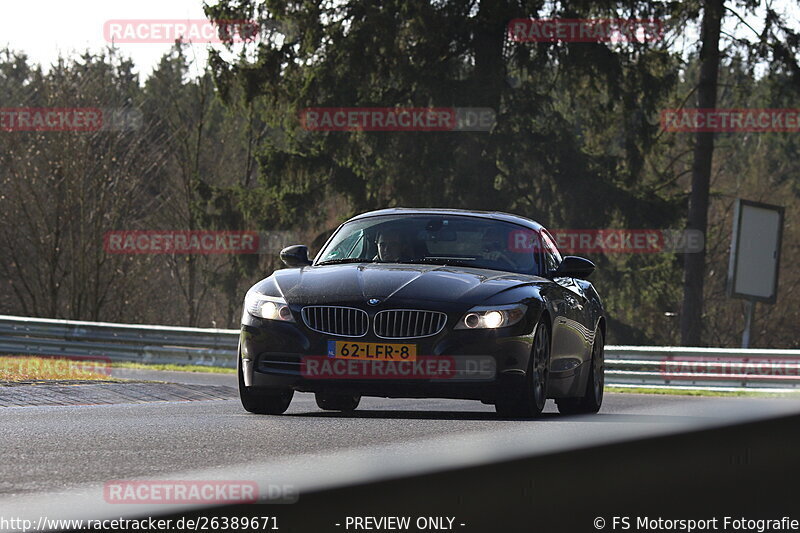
[373,309,447,338]
[301,306,368,337]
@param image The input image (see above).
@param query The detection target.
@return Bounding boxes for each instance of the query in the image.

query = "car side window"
[324,229,364,260]
[540,231,562,273]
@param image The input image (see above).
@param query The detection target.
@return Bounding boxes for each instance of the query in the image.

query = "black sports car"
[238,208,605,417]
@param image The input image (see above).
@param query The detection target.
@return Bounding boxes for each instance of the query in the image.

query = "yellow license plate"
[327,341,417,361]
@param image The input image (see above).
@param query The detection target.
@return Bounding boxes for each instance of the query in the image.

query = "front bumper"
[240,310,537,402]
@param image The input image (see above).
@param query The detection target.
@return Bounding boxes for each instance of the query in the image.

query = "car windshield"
[316,215,544,276]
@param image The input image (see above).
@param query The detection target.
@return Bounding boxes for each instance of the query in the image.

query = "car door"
[540,231,592,374]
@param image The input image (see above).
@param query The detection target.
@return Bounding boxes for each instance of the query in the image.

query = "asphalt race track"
[0,369,736,495]
[2,369,800,529]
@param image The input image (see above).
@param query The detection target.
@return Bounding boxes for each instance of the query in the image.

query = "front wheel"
[556,328,604,415]
[237,356,294,415]
[495,319,550,418]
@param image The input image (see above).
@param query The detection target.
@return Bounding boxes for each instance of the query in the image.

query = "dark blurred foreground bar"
[68,410,800,533]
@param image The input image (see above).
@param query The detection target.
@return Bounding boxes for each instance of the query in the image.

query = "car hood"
[257,263,546,307]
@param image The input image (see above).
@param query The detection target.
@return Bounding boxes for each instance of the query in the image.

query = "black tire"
[556,328,604,415]
[495,319,550,418]
[237,356,294,415]
[315,392,361,411]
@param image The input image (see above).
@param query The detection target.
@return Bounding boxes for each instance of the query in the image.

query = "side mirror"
[554,256,595,279]
[280,245,312,267]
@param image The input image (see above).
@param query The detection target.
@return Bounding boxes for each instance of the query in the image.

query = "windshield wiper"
[315,258,372,266]
[415,257,479,268]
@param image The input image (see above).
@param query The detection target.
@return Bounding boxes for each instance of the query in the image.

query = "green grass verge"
[112,361,235,374]
[0,356,115,382]
[4,356,796,394]
[607,386,799,398]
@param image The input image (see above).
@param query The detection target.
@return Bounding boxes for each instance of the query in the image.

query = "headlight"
[244,291,295,322]
[454,304,527,330]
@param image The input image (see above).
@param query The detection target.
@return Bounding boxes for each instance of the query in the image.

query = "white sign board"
[727,199,784,303]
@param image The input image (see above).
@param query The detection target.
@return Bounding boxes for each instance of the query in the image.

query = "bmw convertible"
[238,208,605,417]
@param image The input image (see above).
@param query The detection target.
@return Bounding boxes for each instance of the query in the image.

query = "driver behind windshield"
[480,226,516,266]
[374,228,414,262]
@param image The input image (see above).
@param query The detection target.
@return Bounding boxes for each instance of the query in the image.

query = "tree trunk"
[680,0,724,346]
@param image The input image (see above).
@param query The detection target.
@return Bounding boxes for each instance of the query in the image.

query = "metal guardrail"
[0,315,239,368]
[1,314,799,391]
[606,345,800,391]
